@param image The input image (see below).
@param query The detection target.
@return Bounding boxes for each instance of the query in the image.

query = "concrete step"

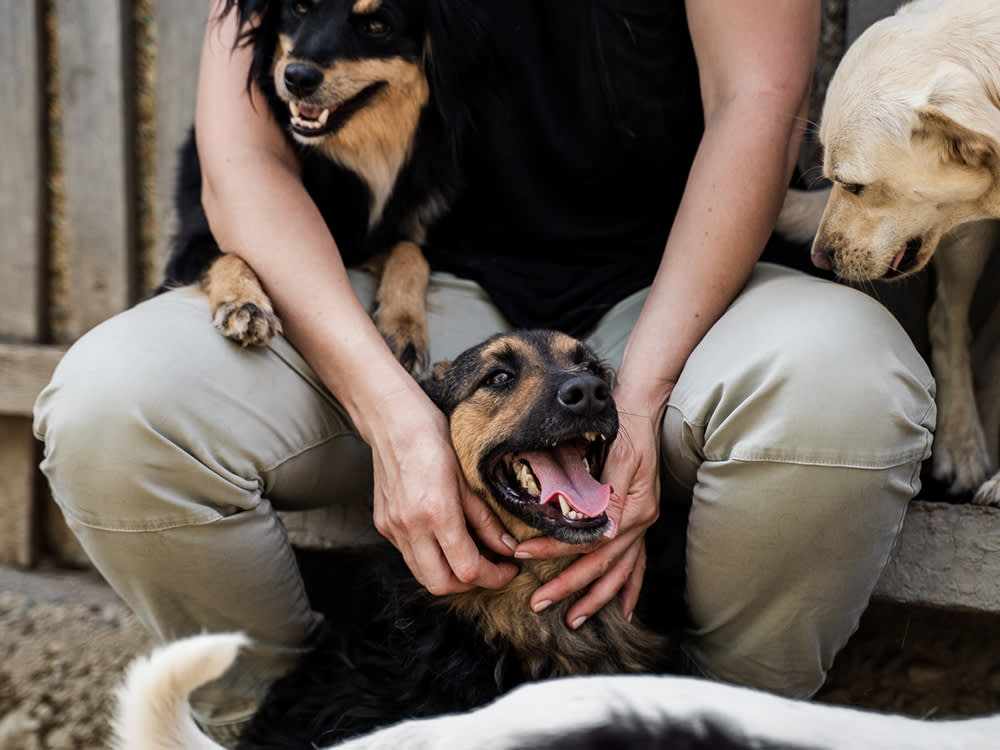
[875,500,1000,613]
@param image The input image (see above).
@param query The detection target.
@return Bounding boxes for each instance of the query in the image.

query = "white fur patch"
[111,632,248,750]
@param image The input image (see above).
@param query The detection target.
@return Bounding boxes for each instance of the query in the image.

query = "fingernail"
[514,550,533,559]
[532,599,552,613]
[626,609,634,623]
[501,534,517,552]
[570,615,588,630]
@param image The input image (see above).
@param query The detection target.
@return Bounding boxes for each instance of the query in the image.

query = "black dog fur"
[160,0,486,293]
[234,331,681,750]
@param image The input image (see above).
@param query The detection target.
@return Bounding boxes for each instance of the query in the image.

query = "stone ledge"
[874,500,1000,613]
[282,498,1000,615]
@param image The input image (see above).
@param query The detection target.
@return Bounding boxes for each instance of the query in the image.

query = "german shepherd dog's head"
[423,331,667,680]
[425,330,619,546]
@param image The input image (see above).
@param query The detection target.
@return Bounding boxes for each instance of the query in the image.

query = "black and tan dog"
[161,0,487,376]
[112,330,674,750]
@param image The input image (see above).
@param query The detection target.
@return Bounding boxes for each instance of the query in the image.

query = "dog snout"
[283,62,324,98]
[557,374,611,417]
[811,245,835,272]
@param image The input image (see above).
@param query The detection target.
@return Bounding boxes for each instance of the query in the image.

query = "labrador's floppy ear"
[914,106,1000,170]
[912,62,1000,169]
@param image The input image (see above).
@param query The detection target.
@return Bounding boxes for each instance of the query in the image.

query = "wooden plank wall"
[0,2,204,565]
[155,0,208,270]
[0,0,44,343]
[55,0,137,338]
[0,0,46,566]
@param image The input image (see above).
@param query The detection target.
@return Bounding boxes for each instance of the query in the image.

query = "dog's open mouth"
[287,82,385,138]
[886,237,923,277]
[489,433,613,539]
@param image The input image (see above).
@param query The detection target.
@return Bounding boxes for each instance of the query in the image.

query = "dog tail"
[111,632,249,750]
[775,187,830,242]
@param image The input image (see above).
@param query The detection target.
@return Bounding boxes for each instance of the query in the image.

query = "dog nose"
[811,246,835,272]
[283,62,324,98]
[557,375,611,416]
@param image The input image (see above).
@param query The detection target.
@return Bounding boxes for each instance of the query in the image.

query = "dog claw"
[972,473,1000,507]
[375,311,430,379]
[213,301,283,347]
[384,333,430,379]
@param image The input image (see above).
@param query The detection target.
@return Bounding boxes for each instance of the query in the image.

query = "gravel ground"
[0,566,151,750]
[2,564,999,750]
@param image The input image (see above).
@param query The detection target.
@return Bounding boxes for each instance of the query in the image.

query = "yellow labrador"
[777,0,1000,505]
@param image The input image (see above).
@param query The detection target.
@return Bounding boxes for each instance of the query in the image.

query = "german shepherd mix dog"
[112,331,673,750]
[161,0,487,376]
[776,0,1000,506]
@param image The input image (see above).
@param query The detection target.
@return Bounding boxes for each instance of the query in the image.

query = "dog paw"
[212,301,283,347]
[972,473,1000,507]
[375,311,430,379]
[932,419,993,495]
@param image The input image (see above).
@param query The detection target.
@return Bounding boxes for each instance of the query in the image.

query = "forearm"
[616,0,818,417]
[195,2,424,440]
[615,94,807,415]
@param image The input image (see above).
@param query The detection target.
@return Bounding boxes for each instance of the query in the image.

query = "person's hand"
[512,404,662,628]
[368,390,519,595]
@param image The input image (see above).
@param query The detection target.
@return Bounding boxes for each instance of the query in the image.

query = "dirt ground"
[2,563,1000,750]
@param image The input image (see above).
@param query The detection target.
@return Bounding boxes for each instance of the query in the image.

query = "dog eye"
[840,182,865,195]
[483,370,514,387]
[291,2,309,16]
[361,17,391,36]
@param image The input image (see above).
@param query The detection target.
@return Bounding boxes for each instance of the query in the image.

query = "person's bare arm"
[515,0,820,626]
[195,1,517,593]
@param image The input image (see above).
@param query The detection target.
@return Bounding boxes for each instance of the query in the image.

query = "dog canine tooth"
[289,101,300,117]
[318,108,330,126]
[513,458,540,497]
[582,456,590,474]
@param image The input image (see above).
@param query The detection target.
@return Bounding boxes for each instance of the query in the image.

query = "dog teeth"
[289,104,332,131]
[556,494,589,521]
[512,457,540,497]
[583,432,598,442]
[582,456,590,474]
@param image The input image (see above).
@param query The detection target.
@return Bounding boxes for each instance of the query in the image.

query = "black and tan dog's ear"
[421,359,454,409]
[219,0,281,91]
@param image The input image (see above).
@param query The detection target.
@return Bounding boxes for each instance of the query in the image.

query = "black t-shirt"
[425,0,703,334]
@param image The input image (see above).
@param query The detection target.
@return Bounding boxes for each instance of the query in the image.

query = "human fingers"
[564,538,646,628]
[527,530,638,614]
[434,504,518,591]
[618,539,647,620]
[461,490,518,559]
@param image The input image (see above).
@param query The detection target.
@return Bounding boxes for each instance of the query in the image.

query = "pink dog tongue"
[891,247,906,271]
[522,444,611,518]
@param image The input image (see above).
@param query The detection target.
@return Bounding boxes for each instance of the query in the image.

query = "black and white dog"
[113,632,999,750]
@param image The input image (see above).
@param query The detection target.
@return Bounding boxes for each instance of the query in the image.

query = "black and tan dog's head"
[223,0,486,219]
[269,0,430,150]
[424,331,619,546]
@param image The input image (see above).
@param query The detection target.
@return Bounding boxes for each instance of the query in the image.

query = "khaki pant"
[33,263,934,738]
